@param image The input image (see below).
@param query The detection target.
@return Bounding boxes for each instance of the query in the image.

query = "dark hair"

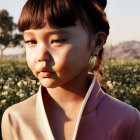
[18,0,110,92]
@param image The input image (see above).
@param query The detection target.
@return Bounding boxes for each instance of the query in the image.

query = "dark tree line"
[0,9,23,57]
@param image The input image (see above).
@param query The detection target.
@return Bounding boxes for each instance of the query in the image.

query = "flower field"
[104,59,140,110]
[0,58,140,138]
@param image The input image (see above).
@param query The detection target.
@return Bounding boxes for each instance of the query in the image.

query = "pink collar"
[36,76,105,140]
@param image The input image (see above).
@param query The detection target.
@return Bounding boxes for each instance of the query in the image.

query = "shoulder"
[2,93,37,119]
[97,89,140,121]
[6,93,37,115]
[101,92,140,131]
[96,91,140,139]
[1,94,37,139]
[1,94,37,138]
[131,108,140,139]
[102,93,139,116]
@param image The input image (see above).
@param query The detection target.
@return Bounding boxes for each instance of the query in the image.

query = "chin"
[40,78,58,88]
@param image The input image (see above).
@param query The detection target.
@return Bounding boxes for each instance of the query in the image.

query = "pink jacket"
[1,77,140,140]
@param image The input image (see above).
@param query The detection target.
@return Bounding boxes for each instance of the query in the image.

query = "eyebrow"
[24,30,70,36]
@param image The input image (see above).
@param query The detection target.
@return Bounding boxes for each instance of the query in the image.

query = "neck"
[46,72,91,110]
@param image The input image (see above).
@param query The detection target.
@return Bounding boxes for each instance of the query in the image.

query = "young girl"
[1,0,140,140]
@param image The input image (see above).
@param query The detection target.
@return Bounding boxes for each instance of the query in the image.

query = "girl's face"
[24,21,96,88]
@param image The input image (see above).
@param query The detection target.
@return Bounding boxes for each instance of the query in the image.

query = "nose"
[37,43,50,62]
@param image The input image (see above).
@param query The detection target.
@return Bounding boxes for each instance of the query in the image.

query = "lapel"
[36,85,55,140]
[83,77,105,115]
[35,76,105,140]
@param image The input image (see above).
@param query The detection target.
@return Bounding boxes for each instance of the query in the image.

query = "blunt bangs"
[18,0,109,38]
[18,0,78,32]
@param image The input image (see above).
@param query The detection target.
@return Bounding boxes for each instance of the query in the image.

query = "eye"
[51,39,66,46]
[24,40,37,47]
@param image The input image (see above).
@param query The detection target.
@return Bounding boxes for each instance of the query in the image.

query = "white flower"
[30,92,35,96]
[32,80,36,84]
[8,78,13,81]
[19,89,23,93]
[19,94,24,98]
[16,92,20,96]
[108,84,113,90]
[2,91,8,96]
[125,100,131,104]
[113,81,116,85]
[17,81,22,87]
[37,81,41,86]
[1,99,6,104]
[107,81,111,85]
[23,81,28,86]
[120,90,124,93]
[3,85,9,90]
[107,81,113,90]
[0,78,4,82]
[132,91,136,94]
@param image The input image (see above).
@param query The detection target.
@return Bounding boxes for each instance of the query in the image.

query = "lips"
[38,66,55,78]
[37,67,53,78]
[39,71,52,78]
[35,61,54,78]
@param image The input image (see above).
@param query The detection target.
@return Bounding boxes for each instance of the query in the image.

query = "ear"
[91,32,106,56]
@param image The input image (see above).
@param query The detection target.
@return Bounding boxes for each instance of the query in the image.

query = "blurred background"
[0,0,140,58]
[0,0,140,139]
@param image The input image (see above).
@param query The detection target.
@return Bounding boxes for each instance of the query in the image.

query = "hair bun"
[95,0,107,10]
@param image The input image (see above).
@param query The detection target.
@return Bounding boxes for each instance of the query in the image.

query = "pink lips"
[39,71,52,78]
[36,62,53,78]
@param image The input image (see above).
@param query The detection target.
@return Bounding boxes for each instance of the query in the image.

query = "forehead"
[24,29,69,37]
[23,21,90,37]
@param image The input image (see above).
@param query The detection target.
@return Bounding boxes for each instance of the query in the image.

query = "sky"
[0,0,140,53]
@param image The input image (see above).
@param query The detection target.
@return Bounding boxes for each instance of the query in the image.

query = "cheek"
[54,51,71,72]
[54,38,90,72]
[26,48,37,74]
[54,47,82,72]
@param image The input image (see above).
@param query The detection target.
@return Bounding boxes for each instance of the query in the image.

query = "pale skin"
[24,21,106,140]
